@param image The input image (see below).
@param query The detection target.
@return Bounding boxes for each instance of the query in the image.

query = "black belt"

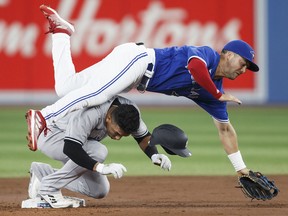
[135,42,153,93]
[137,63,153,93]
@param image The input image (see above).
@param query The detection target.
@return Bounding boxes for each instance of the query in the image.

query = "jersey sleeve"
[131,119,149,138]
[65,107,102,145]
[187,58,222,99]
[193,99,229,123]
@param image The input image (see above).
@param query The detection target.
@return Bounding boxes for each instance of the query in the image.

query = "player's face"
[106,118,130,140]
[224,53,249,80]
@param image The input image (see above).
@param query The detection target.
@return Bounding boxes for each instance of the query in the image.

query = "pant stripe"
[45,52,148,120]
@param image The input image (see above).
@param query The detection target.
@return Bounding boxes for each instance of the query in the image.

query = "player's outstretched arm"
[213,119,247,172]
[213,119,280,201]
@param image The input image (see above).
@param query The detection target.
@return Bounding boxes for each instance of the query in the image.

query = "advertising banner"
[0,0,264,104]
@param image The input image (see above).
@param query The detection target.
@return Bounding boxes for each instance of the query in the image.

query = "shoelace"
[35,112,50,136]
[45,16,59,34]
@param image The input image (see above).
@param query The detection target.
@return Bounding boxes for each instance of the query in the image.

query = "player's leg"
[65,170,110,199]
[26,43,150,149]
[29,129,67,199]
[36,124,69,161]
[41,43,149,124]
[28,162,55,199]
[29,126,67,201]
[64,140,110,198]
[39,140,109,199]
[25,4,79,152]
[51,33,83,97]
[40,5,83,97]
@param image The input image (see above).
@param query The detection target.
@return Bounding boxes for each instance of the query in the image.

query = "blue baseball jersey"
[146,45,228,122]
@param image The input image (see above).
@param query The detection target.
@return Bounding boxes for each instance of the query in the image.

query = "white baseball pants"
[41,34,154,124]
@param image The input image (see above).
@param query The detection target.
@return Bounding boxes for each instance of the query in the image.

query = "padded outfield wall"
[0,0,286,105]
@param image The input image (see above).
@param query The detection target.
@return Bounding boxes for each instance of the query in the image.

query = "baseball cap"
[149,124,192,157]
[222,40,259,72]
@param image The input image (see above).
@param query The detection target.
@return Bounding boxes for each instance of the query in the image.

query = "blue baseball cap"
[222,40,259,72]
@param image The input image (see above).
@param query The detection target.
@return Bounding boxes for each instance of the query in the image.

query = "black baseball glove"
[238,170,279,201]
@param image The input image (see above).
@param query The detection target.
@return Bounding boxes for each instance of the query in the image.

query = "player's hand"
[219,93,242,105]
[237,168,250,176]
[96,163,127,179]
[151,154,172,171]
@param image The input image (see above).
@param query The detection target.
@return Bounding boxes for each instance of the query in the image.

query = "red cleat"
[25,109,47,151]
[39,4,75,36]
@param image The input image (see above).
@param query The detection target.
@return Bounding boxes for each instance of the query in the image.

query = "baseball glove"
[238,170,279,201]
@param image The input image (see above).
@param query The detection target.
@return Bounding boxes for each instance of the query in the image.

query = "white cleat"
[41,193,74,208]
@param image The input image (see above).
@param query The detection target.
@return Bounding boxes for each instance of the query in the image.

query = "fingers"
[151,154,172,171]
[111,164,127,179]
[161,160,171,171]
[153,159,161,165]
[151,154,161,165]
[219,93,242,105]
[234,97,242,105]
[159,155,172,171]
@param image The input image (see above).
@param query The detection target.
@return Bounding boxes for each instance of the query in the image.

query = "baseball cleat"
[25,109,47,151]
[21,196,85,208]
[41,194,74,208]
[39,4,75,36]
[28,163,41,199]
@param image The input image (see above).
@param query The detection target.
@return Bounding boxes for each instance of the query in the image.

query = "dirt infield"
[0,176,287,216]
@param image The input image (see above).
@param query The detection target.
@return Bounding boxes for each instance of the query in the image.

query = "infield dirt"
[0,176,287,216]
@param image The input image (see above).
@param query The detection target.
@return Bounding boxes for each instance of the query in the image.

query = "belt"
[135,42,154,93]
[137,63,153,93]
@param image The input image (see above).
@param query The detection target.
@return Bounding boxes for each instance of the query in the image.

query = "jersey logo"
[250,51,255,59]
[188,90,199,99]
[171,91,179,97]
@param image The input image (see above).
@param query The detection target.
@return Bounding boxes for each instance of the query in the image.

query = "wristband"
[228,151,246,172]
[144,145,158,158]
[96,163,104,173]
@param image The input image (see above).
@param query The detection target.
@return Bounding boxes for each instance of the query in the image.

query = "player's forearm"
[63,139,97,171]
[138,135,159,158]
[214,120,247,172]
[214,120,239,154]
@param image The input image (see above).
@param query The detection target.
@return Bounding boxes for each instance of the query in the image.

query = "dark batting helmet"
[149,124,192,157]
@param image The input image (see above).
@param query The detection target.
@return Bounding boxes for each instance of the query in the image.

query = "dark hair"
[111,104,140,134]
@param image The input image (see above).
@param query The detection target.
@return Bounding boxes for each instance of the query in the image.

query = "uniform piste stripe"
[45,51,148,120]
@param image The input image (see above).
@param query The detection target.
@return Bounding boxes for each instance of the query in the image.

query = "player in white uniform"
[26,5,157,151]
[27,95,173,208]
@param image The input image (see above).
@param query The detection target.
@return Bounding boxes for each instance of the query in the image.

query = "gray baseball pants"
[32,126,110,199]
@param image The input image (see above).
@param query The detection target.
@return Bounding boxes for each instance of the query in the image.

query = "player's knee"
[90,182,110,199]
[54,83,71,97]
[92,189,109,199]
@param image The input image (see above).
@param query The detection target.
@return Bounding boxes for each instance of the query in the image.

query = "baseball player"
[27,5,259,178]
[27,95,182,208]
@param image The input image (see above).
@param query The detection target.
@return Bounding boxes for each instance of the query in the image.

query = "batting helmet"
[149,124,192,157]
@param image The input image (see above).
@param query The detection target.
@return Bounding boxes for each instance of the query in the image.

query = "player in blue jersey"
[27,5,259,178]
